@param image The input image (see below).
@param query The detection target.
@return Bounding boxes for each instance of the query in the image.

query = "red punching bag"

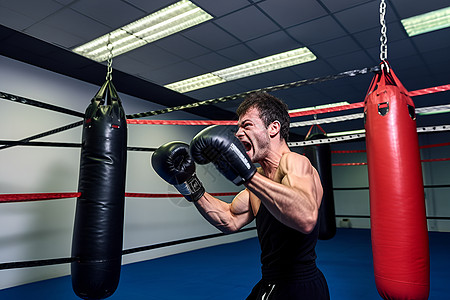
[364,62,429,300]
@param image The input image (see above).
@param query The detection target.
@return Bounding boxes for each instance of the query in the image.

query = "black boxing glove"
[151,142,205,202]
[190,125,256,185]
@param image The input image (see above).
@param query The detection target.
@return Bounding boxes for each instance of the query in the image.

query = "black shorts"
[246,270,330,300]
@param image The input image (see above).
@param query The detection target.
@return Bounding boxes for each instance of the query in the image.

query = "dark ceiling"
[0,0,449,141]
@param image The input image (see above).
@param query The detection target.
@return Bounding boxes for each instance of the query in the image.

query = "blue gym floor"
[0,228,448,299]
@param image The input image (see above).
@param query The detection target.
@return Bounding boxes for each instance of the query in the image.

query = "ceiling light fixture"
[72,0,213,62]
[401,6,450,37]
[165,47,317,93]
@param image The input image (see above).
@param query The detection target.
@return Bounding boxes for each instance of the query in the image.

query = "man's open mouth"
[241,141,252,152]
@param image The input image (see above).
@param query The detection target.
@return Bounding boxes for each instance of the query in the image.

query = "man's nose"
[235,126,244,137]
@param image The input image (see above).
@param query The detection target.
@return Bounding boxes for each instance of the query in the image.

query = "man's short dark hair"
[236,92,290,141]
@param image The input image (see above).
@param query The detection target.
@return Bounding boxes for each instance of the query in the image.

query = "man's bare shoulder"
[280,151,311,165]
[279,152,314,174]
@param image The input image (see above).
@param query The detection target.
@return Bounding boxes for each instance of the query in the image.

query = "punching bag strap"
[364,62,415,121]
[305,124,327,140]
[365,61,409,97]
[94,80,121,106]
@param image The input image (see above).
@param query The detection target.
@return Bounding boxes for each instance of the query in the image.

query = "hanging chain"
[106,34,113,81]
[379,0,389,72]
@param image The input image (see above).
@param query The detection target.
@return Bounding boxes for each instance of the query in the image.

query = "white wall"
[0,55,255,290]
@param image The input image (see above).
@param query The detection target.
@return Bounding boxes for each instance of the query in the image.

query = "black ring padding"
[122,226,257,255]
[126,147,157,152]
[0,140,156,152]
[0,257,76,270]
[0,227,256,270]
[336,215,370,218]
[0,120,83,151]
[0,140,82,148]
[0,91,84,118]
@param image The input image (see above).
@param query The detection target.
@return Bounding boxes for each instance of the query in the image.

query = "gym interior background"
[0,0,448,298]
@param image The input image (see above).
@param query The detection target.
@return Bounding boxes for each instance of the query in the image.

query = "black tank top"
[256,202,319,282]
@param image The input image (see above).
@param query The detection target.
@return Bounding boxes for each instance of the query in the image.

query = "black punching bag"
[304,128,336,240]
[72,80,127,299]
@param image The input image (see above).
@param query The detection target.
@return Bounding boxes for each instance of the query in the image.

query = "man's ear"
[269,120,281,138]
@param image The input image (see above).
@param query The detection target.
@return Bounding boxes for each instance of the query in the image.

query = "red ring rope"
[0,192,81,203]
[407,84,450,97]
[0,192,238,203]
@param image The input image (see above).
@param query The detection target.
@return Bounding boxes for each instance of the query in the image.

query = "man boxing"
[152,92,329,299]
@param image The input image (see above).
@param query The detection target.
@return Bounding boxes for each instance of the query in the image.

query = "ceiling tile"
[36,8,110,43]
[321,0,376,13]
[213,6,279,41]
[0,0,62,21]
[126,44,182,70]
[54,0,76,5]
[390,0,449,18]
[245,30,300,57]
[334,1,395,34]
[70,0,146,28]
[230,74,273,92]
[353,22,408,49]
[189,52,235,72]
[257,0,328,27]
[111,55,156,76]
[193,0,249,17]
[217,44,259,64]
[122,0,172,13]
[421,46,450,71]
[156,35,210,60]
[309,36,362,59]
[291,60,336,79]
[261,69,302,86]
[24,22,85,48]
[186,80,245,101]
[287,16,347,45]
[387,39,417,60]
[182,23,240,51]
[327,50,375,71]
[0,6,35,31]
[411,28,450,53]
[144,60,209,84]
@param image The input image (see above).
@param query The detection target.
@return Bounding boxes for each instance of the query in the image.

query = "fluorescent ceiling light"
[72,0,212,62]
[288,101,350,114]
[165,73,226,94]
[165,47,316,93]
[401,6,450,37]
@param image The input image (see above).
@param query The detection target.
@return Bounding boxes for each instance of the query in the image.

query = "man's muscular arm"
[194,189,254,234]
[245,153,323,234]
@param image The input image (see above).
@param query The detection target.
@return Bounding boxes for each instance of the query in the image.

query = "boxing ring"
[0,30,450,299]
[1,59,450,299]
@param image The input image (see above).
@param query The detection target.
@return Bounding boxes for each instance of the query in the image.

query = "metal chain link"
[379,0,389,72]
[106,35,113,81]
